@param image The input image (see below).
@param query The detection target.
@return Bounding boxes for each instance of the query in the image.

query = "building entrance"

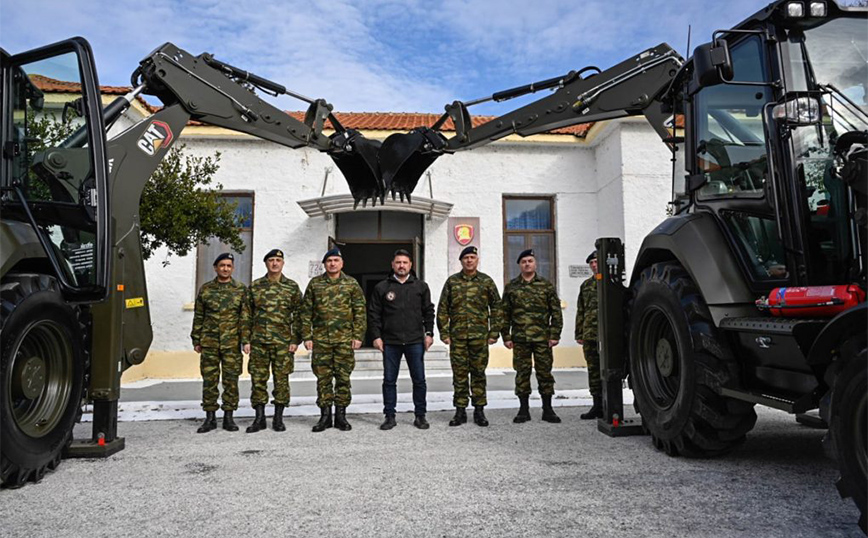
[334,211,424,347]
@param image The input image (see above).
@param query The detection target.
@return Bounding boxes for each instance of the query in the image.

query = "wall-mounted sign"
[448,217,480,275]
[309,260,324,278]
[454,224,474,246]
[569,265,592,279]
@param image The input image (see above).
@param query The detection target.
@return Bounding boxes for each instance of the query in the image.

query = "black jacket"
[368,273,435,345]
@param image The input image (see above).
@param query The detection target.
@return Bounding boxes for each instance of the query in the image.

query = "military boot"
[334,406,352,431]
[581,395,603,420]
[541,394,562,423]
[312,406,332,433]
[246,405,267,433]
[272,404,286,432]
[222,410,239,432]
[448,407,467,427]
[513,396,531,423]
[473,405,489,427]
[196,411,217,433]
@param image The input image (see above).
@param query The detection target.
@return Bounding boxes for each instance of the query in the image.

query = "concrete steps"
[295,345,451,372]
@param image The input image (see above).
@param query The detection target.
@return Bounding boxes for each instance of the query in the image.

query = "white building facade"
[125,112,673,381]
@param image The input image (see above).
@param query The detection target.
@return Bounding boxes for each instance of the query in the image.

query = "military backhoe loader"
[366,0,867,529]
[0,40,381,487]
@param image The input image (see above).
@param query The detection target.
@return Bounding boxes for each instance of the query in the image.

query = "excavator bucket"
[378,127,447,202]
[329,129,383,208]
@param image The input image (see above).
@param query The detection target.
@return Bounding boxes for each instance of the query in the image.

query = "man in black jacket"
[369,249,436,430]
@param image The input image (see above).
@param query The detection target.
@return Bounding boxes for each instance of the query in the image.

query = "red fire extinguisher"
[757,285,866,318]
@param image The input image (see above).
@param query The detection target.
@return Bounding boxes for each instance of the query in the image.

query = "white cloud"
[0,0,778,114]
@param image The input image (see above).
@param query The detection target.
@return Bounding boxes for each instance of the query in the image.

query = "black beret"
[263,248,284,262]
[459,246,478,260]
[213,252,234,266]
[322,248,342,264]
[586,250,598,263]
[516,249,535,264]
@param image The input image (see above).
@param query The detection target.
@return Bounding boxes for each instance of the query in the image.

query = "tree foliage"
[139,145,245,259]
[26,113,244,261]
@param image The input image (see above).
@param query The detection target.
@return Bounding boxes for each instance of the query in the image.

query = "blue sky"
[1,0,789,115]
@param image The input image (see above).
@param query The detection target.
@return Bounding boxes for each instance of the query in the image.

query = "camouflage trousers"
[512,341,555,396]
[450,338,489,407]
[311,341,355,408]
[200,347,242,412]
[249,343,295,406]
[584,340,601,397]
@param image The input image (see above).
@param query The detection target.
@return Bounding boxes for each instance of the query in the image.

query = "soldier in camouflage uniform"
[241,248,302,433]
[576,250,602,419]
[301,248,366,432]
[437,246,501,427]
[502,249,563,424]
[191,252,246,433]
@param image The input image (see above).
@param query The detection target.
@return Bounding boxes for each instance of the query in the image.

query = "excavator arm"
[362,43,684,206]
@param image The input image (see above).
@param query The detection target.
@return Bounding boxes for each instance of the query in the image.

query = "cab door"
[688,34,792,293]
[1,38,110,300]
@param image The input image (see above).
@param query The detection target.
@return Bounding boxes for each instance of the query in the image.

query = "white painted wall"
[142,119,671,353]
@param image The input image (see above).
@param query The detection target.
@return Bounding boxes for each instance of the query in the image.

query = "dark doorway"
[335,211,424,347]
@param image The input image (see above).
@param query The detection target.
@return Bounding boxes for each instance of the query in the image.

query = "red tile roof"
[287,111,592,137]
[32,76,592,138]
[31,75,158,113]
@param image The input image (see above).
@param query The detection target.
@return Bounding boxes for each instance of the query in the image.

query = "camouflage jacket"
[300,272,367,344]
[501,273,563,343]
[241,274,303,346]
[575,275,598,341]
[437,271,501,341]
[191,278,247,349]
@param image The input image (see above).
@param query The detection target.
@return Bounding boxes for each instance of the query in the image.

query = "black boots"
[334,406,352,431]
[197,411,217,433]
[581,395,603,420]
[413,415,430,430]
[380,415,397,430]
[473,406,489,427]
[449,407,467,427]
[541,394,561,423]
[246,405,267,433]
[513,396,531,423]
[312,406,333,432]
[273,404,286,432]
[222,410,239,432]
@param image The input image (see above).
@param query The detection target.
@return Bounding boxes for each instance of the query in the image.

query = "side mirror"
[692,40,733,90]
[709,39,733,81]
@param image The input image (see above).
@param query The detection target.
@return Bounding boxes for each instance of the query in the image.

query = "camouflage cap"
[459,246,478,260]
[322,247,342,264]
[213,252,234,266]
[263,248,284,262]
[586,250,597,263]
[516,248,535,264]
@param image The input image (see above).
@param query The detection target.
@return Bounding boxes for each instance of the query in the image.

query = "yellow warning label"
[125,297,145,309]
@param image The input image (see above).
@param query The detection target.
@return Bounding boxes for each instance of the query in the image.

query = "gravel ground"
[1,407,861,538]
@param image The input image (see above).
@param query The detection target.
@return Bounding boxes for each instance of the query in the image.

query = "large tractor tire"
[628,262,757,457]
[825,343,867,533]
[0,274,85,487]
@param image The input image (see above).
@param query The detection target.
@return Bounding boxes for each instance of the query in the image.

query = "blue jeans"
[382,343,427,417]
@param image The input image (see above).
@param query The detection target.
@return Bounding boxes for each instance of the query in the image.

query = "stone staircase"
[294,345,451,372]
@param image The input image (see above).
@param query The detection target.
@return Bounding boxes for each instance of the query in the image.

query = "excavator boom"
[356,43,684,206]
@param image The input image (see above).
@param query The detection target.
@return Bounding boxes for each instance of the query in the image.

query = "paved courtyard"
[2,405,862,538]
